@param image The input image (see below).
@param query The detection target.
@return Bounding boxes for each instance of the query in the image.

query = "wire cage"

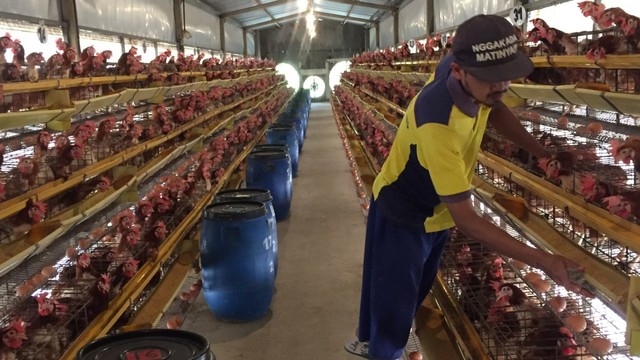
[439,197,630,359]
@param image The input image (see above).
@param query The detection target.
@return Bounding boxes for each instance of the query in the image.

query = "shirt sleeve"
[417,123,471,198]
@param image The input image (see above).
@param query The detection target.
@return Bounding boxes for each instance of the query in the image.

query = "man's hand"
[538,254,596,298]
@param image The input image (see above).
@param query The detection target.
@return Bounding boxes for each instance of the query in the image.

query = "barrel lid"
[76,329,212,360]
[252,144,289,151]
[215,188,272,203]
[268,123,295,130]
[248,149,289,160]
[204,201,266,220]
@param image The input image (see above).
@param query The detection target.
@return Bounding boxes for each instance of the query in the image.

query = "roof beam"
[221,0,290,18]
[244,10,372,30]
[323,0,396,12]
[245,13,302,29]
[222,0,396,18]
[315,11,371,24]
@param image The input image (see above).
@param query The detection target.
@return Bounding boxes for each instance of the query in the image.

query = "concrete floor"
[183,102,369,360]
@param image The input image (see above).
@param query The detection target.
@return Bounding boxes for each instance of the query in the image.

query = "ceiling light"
[297,0,308,12]
[305,12,315,24]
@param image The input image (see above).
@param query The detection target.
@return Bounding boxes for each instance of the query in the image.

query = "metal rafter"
[245,10,372,29]
[256,0,282,28]
[221,0,396,18]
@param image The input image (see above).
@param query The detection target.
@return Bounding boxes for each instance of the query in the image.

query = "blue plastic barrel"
[214,189,278,277]
[246,150,292,221]
[200,201,274,322]
[277,115,305,151]
[252,144,289,154]
[266,124,299,177]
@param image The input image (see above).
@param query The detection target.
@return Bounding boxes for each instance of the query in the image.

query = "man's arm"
[487,102,551,159]
[444,196,594,297]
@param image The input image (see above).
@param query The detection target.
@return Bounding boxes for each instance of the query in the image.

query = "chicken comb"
[35,292,49,304]
[8,319,26,334]
[154,221,167,230]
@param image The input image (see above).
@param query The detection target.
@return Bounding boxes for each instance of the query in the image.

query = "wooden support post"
[220,17,227,60]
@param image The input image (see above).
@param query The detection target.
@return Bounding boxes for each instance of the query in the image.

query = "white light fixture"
[297,0,308,12]
[305,11,315,24]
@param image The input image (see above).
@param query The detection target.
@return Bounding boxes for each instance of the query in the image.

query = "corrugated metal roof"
[200,0,400,30]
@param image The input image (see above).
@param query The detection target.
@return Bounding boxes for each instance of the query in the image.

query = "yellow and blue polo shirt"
[372,54,491,233]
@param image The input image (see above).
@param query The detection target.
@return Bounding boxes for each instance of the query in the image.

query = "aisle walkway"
[183,102,367,359]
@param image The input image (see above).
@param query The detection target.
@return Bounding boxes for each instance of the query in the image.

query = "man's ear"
[450,62,464,80]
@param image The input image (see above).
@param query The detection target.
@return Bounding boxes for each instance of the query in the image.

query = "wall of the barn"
[258,19,366,69]
[76,0,175,42]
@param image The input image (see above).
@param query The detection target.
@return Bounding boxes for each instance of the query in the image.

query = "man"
[345,14,592,360]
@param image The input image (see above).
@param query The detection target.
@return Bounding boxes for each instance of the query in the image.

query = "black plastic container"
[76,329,215,360]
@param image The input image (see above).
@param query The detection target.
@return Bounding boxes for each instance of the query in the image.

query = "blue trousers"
[358,198,449,360]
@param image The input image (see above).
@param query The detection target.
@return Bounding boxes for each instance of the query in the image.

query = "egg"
[523,272,542,283]
[586,121,603,135]
[32,274,47,286]
[408,351,422,360]
[166,318,179,329]
[511,260,527,271]
[78,238,92,249]
[41,266,57,278]
[179,291,192,301]
[190,282,202,291]
[565,314,587,332]
[530,278,551,292]
[15,284,33,297]
[585,337,612,356]
[557,116,569,129]
[548,296,567,313]
[66,247,77,259]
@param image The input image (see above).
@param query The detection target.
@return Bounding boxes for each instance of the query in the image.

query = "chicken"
[586,35,636,60]
[110,258,140,293]
[602,191,640,219]
[94,117,116,160]
[111,208,135,235]
[50,142,84,180]
[578,1,606,23]
[0,319,27,357]
[59,252,99,282]
[141,221,167,262]
[521,321,577,359]
[135,199,154,226]
[0,33,14,65]
[610,136,640,178]
[116,225,141,255]
[50,175,110,214]
[2,39,24,82]
[4,158,40,198]
[24,52,44,82]
[598,7,629,29]
[0,198,46,242]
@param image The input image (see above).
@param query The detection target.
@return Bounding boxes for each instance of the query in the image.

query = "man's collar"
[446,72,480,118]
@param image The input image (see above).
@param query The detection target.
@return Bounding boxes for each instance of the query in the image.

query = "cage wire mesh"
[438,195,630,359]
